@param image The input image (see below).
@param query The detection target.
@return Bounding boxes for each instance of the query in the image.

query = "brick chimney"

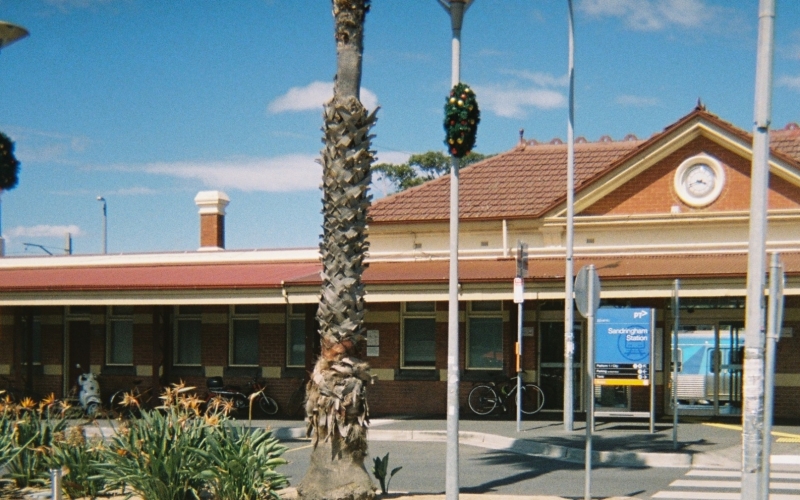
[194,191,229,251]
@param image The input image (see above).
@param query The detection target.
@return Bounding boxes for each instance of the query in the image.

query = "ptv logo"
[633,310,649,319]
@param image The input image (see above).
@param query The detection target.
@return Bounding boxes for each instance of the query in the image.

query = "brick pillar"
[194,191,229,250]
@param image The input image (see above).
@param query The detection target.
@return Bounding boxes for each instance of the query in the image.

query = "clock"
[674,154,725,207]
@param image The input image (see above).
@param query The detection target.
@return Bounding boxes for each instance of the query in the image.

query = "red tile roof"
[1,252,798,295]
[0,261,321,292]
[369,109,800,224]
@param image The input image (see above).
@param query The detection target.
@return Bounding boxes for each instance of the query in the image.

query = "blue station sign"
[594,307,653,386]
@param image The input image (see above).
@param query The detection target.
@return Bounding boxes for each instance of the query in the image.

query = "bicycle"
[206,376,279,416]
[109,379,155,417]
[468,375,545,416]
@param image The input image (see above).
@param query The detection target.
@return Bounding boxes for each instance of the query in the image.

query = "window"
[107,306,134,366]
[401,302,437,368]
[230,305,260,366]
[21,315,42,365]
[287,304,308,367]
[467,301,503,369]
[174,306,202,366]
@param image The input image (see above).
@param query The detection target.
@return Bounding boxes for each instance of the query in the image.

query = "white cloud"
[579,0,717,31]
[473,85,566,119]
[268,81,379,113]
[44,0,115,12]
[502,70,569,88]
[615,94,660,107]
[2,127,90,165]
[373,151,411,166]
[135,155,321,192]
[777,75,800,92]
[112,187,159,196]
[6,224,83,239]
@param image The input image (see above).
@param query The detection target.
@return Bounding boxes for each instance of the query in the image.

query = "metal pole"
[0,22,28,258]
[0,191,4,257]
[649,310,655,434]
[98,196,107,254]
[50,468,63,500]
[517,301,523,432]
[584,265,595,500]
[438,3,469,499]
[762,253,784,500]
[743,2,775,497]
[564,0,576,433]
[672,279,680,450]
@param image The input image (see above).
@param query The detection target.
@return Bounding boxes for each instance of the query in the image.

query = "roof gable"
[368,108,800,225]
[545,109,800,218]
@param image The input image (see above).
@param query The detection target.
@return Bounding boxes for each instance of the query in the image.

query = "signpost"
[574,265,599,500]
[594,307,656,433]
[514,241,527,433]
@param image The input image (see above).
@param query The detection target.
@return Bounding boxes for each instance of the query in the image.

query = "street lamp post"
[0,20,28,257]
[437,2,472,500]
[97,197,107,254]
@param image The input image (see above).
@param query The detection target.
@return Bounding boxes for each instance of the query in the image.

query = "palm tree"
[296,1,377,499]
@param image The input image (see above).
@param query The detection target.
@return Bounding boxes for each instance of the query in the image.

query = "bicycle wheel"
[519,384,545,415]
[468,385,498,416]
[258,395,279,416]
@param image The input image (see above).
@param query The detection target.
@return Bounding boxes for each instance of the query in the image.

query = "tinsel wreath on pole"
[444,83,480,159]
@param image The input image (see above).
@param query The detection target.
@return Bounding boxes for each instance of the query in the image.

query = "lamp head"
[0,21,28,50]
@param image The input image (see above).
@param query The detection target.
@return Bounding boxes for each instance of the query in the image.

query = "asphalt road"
[279,439,685,499]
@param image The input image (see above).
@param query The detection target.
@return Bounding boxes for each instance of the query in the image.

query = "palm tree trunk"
[297,2,377,499]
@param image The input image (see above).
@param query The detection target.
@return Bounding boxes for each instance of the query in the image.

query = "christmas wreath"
[443,83,480,158]
[0,132,20,191]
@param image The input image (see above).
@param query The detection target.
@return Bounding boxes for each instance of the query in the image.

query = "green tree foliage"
[0,132,20,192]
[373,150,491,193]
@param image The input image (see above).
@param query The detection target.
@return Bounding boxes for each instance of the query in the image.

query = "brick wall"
[583,136,800,216]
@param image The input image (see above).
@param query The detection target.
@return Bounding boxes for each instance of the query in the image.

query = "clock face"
[674,155,725,207]
[685,164,715,197]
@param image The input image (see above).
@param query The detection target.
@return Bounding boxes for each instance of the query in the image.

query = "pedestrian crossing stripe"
[652,468,800,500]
[686,470,800,480]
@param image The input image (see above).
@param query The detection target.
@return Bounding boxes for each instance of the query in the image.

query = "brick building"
[2,106,800,419]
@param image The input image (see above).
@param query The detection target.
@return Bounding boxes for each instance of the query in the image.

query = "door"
[538,320,582,411]
[666,322,744,416]
[68,320,91,395]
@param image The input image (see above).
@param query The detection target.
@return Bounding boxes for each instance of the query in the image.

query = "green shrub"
[98,388,211,500]
[1,395,68,488]
[195,424,288,500]
[46,426,105,499]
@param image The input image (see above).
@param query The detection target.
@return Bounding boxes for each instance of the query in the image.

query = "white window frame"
[229,305,260,367]
[286,304,307,368]
[400,301,437,369]
[173,306,202,367]
[106,306,134,366]
[466,300,504,370]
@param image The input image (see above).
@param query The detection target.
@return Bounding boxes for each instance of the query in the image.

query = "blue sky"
[0,0,798,256]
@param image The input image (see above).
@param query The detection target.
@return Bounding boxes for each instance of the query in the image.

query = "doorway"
[667,322,744,416]
[538,320,583,411]
[67,320,91,396]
